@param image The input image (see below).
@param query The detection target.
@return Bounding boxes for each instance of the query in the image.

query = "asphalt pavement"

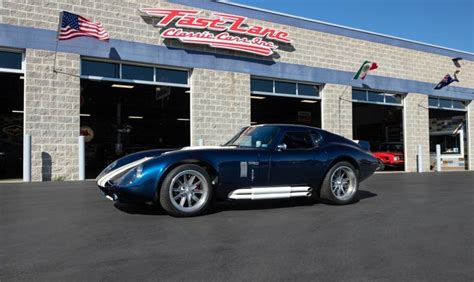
[1,172,473,281]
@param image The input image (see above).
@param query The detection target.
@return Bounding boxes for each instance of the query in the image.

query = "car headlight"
[394,156,400,161]
[114,164,145,186]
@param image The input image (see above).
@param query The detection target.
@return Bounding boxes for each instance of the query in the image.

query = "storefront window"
[0,51,22,70]
[122,64,153,81]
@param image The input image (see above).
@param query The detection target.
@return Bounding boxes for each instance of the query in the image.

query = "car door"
[268,130,318,186]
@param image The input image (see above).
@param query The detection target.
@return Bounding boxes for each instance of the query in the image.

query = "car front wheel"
[320,161,359,205]
[159,164,212,217]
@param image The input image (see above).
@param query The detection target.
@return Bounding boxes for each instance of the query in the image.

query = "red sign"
[140,8,292,56]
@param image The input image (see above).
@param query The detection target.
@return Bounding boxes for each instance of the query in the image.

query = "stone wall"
[24,49,80,181]
[404,93,430,172]
[321,84,352,139]
[468,101,474,170]
[1,0,473,89]
[190,69,250,146]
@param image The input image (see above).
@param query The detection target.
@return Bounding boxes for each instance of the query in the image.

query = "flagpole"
[337,81,353,136]
[53,11,63,74]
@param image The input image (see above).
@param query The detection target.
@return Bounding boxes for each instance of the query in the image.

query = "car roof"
[251,124,321,131]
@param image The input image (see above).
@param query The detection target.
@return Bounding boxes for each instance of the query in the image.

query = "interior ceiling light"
[80,113,91,117]
[300,99,318,103]
[177,118,190,121]
[251,96,266,99]
[112,84,134,89]
[19,76,24,80]
[184,90,191,94]
[128,116,143,119]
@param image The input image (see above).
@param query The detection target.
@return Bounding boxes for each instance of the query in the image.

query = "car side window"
[311,131,323,146]
[282,132,314,149]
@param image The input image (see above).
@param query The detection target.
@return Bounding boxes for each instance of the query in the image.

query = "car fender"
[135,150,221,200]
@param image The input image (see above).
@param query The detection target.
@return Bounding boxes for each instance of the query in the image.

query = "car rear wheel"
[320,161,358,205]
[159,164,212,217]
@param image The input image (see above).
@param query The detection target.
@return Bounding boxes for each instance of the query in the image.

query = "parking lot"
[1,172,473,281]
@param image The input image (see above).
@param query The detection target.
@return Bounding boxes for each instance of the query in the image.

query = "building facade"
[0,0,473,181]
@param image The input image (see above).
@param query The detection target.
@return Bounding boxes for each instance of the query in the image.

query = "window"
[155,68,188,85]
[439,99,451,109]
[0,51,22,70]
[275,81,296,94]
[452,100,466,109]
[81,60,120,78]
[298,84,319,96]
[282,132,314,149]
[384,93,402,104]
[81,59,189,86]
[225,126,279,148]
[352,90,366,101]
[122,64,153,81]
[428,97,467,111]
[251,77,320,98]
[429,98,438,107]
[311,131,323,146]
[367,91,384,103]
[352,89,403,105]
[251,78,273,92]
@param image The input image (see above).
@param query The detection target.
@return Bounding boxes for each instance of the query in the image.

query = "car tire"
[320,161,359,205]
[159,164,213,217]
[377,159,385,171]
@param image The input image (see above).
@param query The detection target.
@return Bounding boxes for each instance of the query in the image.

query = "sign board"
[140,8,292,56]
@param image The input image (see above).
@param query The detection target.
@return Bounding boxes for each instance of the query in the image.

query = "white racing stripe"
[97,157,153,187]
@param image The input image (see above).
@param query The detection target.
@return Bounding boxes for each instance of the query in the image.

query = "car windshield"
[380,143,404,153]
[225,126,279,148]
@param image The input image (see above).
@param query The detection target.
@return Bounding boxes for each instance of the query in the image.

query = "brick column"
[190,69,250,146]
[321,83,352,139]
[24,49,80,181]
[467,101,474,170]
[403,93,430,172]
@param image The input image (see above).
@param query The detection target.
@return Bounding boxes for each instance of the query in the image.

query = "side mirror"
[276,143,287,151]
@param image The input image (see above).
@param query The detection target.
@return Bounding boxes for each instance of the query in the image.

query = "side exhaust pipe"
[228,186,312,200]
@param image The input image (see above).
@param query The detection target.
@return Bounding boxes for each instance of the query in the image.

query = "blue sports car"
[97,124,379,217]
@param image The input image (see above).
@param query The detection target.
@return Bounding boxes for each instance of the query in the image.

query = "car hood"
[373,151,403,156]
[96,148,172,181]
[96,146,237,180]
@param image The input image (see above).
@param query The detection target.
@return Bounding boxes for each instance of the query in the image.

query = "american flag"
[58,11,109,41]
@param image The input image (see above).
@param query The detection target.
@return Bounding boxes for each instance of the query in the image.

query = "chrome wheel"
[169,170,209,213]
[330,166,357,201]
